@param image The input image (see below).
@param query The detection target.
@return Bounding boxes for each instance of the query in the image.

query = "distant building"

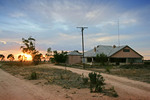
[84,45,143,65]
[67,50,82,65]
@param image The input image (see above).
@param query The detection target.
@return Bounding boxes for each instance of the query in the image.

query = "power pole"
[77,27,88,69]
[118,19,120,47]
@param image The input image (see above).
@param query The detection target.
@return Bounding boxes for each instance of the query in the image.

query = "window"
[123,49,130,52]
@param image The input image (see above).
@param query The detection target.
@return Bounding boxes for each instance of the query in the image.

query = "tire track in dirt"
[0,69,66,100]
[49,64,150,99]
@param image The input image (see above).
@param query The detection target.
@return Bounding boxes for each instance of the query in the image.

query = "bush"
[81,74,88,84]
[33,54,42,65]
[120,64,150,69]
[50,58,55,63]
[103,86,118,97]
[30,72,38,80]
[95,53,108,65]
[105,67,111,73]
[144,61,150,65]
[53,51,68,63]
[88,72,105,92]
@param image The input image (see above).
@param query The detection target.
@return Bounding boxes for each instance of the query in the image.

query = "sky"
[0,0,150,60]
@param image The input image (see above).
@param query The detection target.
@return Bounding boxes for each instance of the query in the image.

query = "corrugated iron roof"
[67,50,82,56]
[84,45,126,57]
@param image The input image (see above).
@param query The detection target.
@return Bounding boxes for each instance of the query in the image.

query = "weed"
[81,74,89,84]
[88,72,118,97]
[103,86,118,97]
[48,76,55,83]
[105,67,111,73]
[30,72,38,80]
[89,72,105,93]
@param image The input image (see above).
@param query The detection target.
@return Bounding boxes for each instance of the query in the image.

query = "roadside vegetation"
[60,63,150,83]
[88,72,118,97]
[0,62,88,89]
[0,62,118,97]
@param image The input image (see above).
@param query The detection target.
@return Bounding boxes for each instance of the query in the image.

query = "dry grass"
[59,63,150,84]
[0,62,88,89]
[86,65,150,83]
[110,68,150,83]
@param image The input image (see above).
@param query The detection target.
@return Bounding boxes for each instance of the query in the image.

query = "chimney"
[94,47,96,52]
[113,45,116,48]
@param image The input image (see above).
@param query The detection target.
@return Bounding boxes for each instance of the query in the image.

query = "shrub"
[53,51,68,63]
[144,61,150,65]
[30,72,38,80]
[103,86,118,97]
[95,53,108,65]
[81,74,88,84]
[33,54,42,65]
[50,58,55,63]
[88,72,105,92]
[105,67,111,73]
[120,64,150,69]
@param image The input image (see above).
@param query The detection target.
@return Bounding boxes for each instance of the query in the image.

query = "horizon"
[0,0,150,60]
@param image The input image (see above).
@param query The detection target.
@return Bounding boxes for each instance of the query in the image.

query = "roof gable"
[67,50,82,56]
[110,46,143,58]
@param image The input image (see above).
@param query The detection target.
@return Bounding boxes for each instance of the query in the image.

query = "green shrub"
[82,77,88,84]
[88,72,105,92]
[105,67,111,73]
[95,53,108,65]
[53,51,68,63]
[81,74,88,84]
[144,61,150,65]
[120,64,150,69]
[30,72,38,80]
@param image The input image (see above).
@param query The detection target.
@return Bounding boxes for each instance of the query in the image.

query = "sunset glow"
[0,0,150,60]
[20,53,32,61]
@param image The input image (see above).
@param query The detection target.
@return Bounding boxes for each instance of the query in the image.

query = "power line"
[77,27,88,69]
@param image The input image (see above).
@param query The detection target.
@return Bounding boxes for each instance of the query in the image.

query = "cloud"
[0,41,7,44]
[9,12,26,18]
[0,41,21,51]
[0,0,150,59]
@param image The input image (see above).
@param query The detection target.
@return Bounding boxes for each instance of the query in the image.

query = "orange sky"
[0,50,47,61]
[0,49,149,61]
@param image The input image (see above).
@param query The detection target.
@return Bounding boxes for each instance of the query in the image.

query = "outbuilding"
[67,50,82,65]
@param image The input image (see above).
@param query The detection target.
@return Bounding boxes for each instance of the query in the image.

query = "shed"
[67,50,82,65]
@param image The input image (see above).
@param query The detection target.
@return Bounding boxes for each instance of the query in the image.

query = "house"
[84,45,143,65]
[67,50,82,65]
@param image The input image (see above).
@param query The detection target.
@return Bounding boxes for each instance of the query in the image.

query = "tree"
[47,47,51,53]
[20,37,38,57]
[18,55,23,62]
[7,54,15,61]
[0,54,5,61]
[33,53,43,65]
[20,37,42,65]
[95,53,108,65]
[45,47,52,62]
[53,51,68,64]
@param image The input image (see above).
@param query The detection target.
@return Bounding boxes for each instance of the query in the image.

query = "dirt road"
[0,69,66,100]
[50,64,150,100]
[0,64,150,100]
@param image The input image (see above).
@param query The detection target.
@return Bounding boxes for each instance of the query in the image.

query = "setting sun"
[24,54,32,61]
[19,53,32,61]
